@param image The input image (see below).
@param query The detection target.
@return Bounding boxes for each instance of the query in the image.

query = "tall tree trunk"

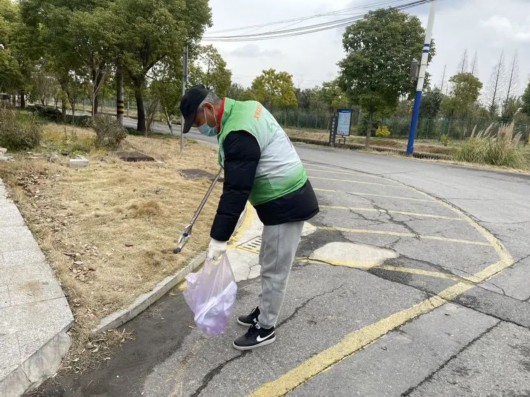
[92,65,105,116]
[365,111,373,149]
[20,90,26,109]
[135,85,146,133]
[93,94,99,116]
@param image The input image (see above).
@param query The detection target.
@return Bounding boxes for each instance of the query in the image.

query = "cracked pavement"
[35,142,530,396]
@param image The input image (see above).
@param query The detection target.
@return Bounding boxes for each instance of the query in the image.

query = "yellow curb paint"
[309,175,406,189]
[316,226,490,246]
[227,203,255,250]
[314,188,433,202]
[251,182,514,397]
[320,205,463,221]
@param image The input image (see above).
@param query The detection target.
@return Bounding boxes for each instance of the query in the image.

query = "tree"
[0,0,23,95]
[295,88,314,111]
[189,45,231,97]
[251,69,297,109]
[457,49,468,74]
[318,80,350,112]
[500,97,521,124]
[29,62,60,106]
[485,51,505,117]
[503,52,519,113]
[521,81,530,116]
[338,7,434,146]
[441,73,483,119]
[148,61,182,134]
[19,0,117,115]
[441,73,483,138]
[111,0,211,132]
[420,88,444,119]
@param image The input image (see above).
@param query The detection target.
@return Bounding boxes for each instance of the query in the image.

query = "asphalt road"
[34,127,530,396]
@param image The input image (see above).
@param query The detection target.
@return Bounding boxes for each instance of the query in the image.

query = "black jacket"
[210,131,319,242]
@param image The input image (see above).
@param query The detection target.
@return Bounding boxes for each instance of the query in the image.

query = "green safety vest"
[217,98,308,206]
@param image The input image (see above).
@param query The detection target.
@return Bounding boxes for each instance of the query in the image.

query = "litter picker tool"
[174,168,223,254]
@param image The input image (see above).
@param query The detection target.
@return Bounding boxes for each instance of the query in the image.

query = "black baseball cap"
[179,85,209,134]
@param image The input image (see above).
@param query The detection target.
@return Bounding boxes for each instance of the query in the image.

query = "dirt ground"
[0,123,222,370]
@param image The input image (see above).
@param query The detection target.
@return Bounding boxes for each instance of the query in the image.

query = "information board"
[336,109,353,136]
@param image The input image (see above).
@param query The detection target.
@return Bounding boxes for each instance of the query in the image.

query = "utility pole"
[180,45,188,154]
[406,0,436,156]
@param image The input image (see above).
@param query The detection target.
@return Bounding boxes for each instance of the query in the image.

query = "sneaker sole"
[237,319,254,327]
[232,336,276,351]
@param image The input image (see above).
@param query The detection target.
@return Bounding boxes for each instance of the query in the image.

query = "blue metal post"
[407,1,436,156]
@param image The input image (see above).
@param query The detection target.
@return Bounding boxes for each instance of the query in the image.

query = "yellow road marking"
[316,226,489,246]
[297,257,378,269]
[251,186,514,397]
[320,205,463,221]
[298,258,469,283]
[309,175,405,189]
[228,204,255,249]
[314,188,433,202]
[305,166,385,180]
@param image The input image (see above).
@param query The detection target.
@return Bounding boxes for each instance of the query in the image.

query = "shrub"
[375,125,391,138]
[28,105,92,127]
[439,133,449,147]
[454,123,526,168]
[0,108,42,151]
[92,115,128,149]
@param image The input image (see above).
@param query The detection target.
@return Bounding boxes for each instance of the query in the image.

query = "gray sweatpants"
[257,221,305,329]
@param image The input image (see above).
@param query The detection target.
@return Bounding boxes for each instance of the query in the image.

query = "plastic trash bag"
[183,254,237,337]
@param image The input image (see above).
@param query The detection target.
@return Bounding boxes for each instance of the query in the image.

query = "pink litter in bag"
[183,254,237,337]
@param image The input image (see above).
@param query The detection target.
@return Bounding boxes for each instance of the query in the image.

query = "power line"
[204,0,435,42]
[207,0,406,34]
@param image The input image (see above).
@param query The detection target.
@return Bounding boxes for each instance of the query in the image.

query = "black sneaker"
[233,323,276,351]
[237,306,260,326]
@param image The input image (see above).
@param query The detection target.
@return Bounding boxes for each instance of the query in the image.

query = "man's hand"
[207,239,227,261]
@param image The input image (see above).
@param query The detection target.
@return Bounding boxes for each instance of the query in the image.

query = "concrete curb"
[289,137,452,160]
[0,332,71,397]
[92,252,206,334]
[91,207,249,335]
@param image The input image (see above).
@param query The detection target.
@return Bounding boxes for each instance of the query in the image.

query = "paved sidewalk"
[0,179,73,396]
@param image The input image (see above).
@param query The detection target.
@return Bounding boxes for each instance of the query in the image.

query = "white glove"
[207,239,227,261]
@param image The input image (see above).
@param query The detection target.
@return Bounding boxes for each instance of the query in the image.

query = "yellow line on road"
[309,175,405,188]
[320,205,463,221]
[316,226,490,246]
[305,166,403,183]
[314,188,433,202]
[251,189,514,397]
[298,257,469,283]
[297,257,378,269]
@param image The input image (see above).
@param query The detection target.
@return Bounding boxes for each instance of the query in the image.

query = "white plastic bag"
[183,254,237,337]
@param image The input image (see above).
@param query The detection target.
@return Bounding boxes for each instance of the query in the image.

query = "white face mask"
[198,106,218,136]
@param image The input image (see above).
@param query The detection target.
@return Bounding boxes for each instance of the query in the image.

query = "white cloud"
[480,15,530,43]
[230,44,282,58]
[206,0,530,94]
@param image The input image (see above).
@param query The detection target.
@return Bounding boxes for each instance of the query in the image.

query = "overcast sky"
[203,0,530,100]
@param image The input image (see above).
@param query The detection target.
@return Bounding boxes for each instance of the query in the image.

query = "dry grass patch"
[285,127,455,155]
[0,124,221,370]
